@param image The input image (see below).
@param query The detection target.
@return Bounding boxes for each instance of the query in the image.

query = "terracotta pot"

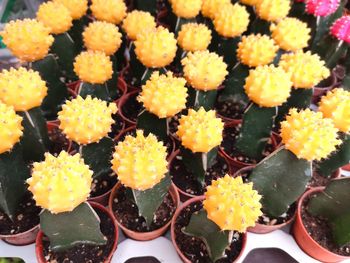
[312,71,337,104]
[108,182,180,241]
[35,202,118,263]
[341,163,350,172]
[117,90,139,126]
[0,224,39,246]
[116,76,128,102]
[119,62,140,92]
[171,196,247,263]
[293,187,350,263]
[46,120,72,153]
[88,188,114,207]
[66,80,81,95]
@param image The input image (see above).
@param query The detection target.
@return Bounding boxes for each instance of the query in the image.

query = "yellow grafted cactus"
[239,0,260,6]
[237,34,278,67]
[111,130,168,191]
[53,0,88,19]
[177,23,212,52]
[27,151,93,214]
[122,11,156,41]
[36,2,72,34]
[0,103,23,154]
[182,50,228,91]
[138,71,188,118]
[201,0,231,19]
[256,0,290,22]
[83,21,122,55]
[244,65,292,107]
[279,51,330,89]
[213,3,250,38]
[0,19,53,62]
[58,96,117,145]
[134,27,177,68]
[203,175,262,232]
[270,18,311,52]
[91,0,127,25]
[176,107,224,153]
[171,0,202,18]
[0,67,47,111]
[319,88,350,133]
[73,51,113,84]
[280,109,341,161]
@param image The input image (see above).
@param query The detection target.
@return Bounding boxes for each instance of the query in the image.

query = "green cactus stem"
[67,17,90,54]
[106,55,120,100]
[187,88,218,111]
[342,50,350,91]
[307,178,350,246]
[77,82,111,101]
[134,0,158,16]
[248,18,270,35]
[215,36,240,69]
[136,110,168,143]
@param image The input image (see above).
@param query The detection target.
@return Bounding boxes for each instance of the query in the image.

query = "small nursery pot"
[0,224,39,246]
[108,182,180,241]
[88,188,113,207]
[117,90,140,126]
[66,80,81,95]
[292,187,350,263]
[116,76,128,102]
[46,120,72,153]
[35,202,119,263]
[171,196,247,263]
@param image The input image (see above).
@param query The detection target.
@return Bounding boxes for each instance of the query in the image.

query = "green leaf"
[81,137,114,179]
[0,144,30,219]
[183,209,230,262]
[40,202,107,251]
[19,107,50,163]
[235,103,277,159]
[78,82,111,101]
[308,178,350,246]
[187,88,218,111]
[250,147,311,217]
[132,174,171,227]
[136,110,168,142]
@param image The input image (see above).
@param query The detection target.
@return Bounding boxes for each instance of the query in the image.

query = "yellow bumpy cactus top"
[256,0,290,22]
[0,103,23,154]
[239,0,260,6]
[138,71,188,118]
[53,0,88,19]
[280,109,341,161]
[27,151,93,214]
[91,0,127,25]
[203,175,262,232]
[0,19,54,62]
[202,0,231,19]
[182,50,228,91]
[74,51,113,84]
[237,34,278,67]
[170,0,202,18]
[83,21,122,55]
[177,107,224,153]
[244,65,292,107]
[279,51,330,89]
[0,67,47,111]
[122,11,156,41]
[319,88,350,133]
[270,18,311,52]
[58,96,117,145]
[135,26,177,68]
[177,23,212,52]
[213,3,250,38]
[111,130,168,191]
[36,2,72,34]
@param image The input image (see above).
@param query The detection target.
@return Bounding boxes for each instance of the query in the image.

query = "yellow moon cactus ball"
[0,67,47,111]
[256,0,290,22]
[270,18,311,52]
[202,0,231,19]
[319,88,350,133]
[122,11,156,41]
[237,34,278,67]
[177,23,212,52]
[27,151,93,214]
[74,51,113,84]
[171,0,202,18]
[83,21,122,56]
[239,0,260,6]
[53,0,88,19]
[135,26,177,68]
[213,3,250,38]
[138,71,188,118]
[203,175,262,232]
[244,65,292,107]
[182,50,228,91]
[36,2,72,34]
[0,103,23,154]
[58,96,117,145]
[279,51,330,89]
[280,109,341,161]
[111,130,168,191]
[177,107,224,153]
[0,19,54,62]
[91,0,127,25]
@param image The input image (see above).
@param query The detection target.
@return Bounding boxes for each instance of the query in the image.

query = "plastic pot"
[117,90,140,126]
[0,224,39,246]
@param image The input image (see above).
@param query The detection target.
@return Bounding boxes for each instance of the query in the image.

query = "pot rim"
[117,90,139,126]
[0,224,39,240]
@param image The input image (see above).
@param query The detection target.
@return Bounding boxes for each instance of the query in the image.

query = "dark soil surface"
[215,100,245,121]
[308,170,339,188]
[48,126,71,155]
[120,92,142,123]
[109,114,125,139]
[258,203,296,226]
[90,173,118,198]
